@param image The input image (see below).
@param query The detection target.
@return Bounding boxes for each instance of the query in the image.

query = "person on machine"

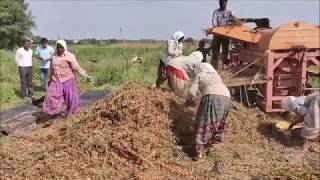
[210,0,237,69]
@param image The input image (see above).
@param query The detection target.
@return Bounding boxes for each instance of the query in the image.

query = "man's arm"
[35,55,43,61]
[48,61,53,84]
[44,47,55,62]
[15,50,20,66]
[34,47,44,61]
[229,11,238,23]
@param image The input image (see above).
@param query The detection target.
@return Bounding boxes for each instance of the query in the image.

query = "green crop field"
[1,42,318,112]
[0,43,197,111]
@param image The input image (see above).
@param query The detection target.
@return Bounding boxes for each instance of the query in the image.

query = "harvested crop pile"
[0,83,319,179]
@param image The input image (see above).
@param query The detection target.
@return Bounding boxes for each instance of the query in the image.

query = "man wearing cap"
[282,93,320,151]
[35,38,54,91]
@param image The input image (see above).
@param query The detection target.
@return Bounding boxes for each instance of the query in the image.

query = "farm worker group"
[156,30,231,159]
[155,0,319,159]
[154,0,234,160]
[157,30,232,159]
[13,0,319,160]
[15,39,91,117]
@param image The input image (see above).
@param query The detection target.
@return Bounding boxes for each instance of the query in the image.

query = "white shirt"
[15,47,33,67]
[167,56,202,80]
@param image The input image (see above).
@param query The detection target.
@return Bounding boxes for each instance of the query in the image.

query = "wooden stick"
[225,54,267,81]
[243,84,251,108]
[239,86,243,105]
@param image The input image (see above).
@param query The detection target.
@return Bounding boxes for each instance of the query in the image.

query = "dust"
[0,82,319,179]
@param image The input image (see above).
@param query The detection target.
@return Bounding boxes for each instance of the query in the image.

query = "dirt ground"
[0,82,319,179]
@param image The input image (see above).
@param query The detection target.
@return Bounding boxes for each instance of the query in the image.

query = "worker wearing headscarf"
[44,40,90,116]
[185,62,230,160]
[166,51,203,92]
[156,31,185,88]
[281,92,320,151]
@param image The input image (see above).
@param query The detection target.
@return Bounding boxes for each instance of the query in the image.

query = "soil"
[0,82,319,179]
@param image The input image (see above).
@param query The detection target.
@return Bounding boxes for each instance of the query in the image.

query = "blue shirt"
[35,45,54,69]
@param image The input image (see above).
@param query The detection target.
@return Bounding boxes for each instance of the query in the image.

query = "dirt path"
[0,90,111,135]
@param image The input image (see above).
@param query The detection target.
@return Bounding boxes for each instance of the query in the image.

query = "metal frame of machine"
[260,48,319,112]
[206,20,320,112]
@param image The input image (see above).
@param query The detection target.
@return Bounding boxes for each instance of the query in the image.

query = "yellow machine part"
[206,21,320,50]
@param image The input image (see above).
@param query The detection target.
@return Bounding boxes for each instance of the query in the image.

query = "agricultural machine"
[206,19,320,112]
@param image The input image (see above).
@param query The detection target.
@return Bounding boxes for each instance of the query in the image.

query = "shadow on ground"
[257,122,303,148]
[168,99,196,158]
[0,90,112,135]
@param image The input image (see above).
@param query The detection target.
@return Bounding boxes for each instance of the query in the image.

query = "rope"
[225,53,268,81]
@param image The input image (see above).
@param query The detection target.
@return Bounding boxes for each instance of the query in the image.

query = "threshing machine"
[206,20,320,112]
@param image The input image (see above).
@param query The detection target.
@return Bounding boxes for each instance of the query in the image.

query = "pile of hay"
[0,83,319,179]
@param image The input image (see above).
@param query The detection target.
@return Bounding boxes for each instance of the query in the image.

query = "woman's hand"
[288,123,294,130]
[82,75,94,84]
[288,116,304,130]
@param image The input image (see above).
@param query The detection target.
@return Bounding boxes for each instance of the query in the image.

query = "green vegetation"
[309,77,320,88]
[1,43,319,112]
[0,49,45,110]
[72,44,163,88]
[0,0,34,49]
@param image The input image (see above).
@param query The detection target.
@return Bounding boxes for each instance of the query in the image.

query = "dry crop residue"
[0,83,319,179]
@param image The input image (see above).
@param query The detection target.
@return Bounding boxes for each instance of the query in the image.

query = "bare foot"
[193,151,203,161]
[302,139,310,152]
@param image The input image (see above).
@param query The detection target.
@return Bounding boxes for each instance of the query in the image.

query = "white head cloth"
[171,31,184,41]
[189,51,203,62]
[56,39,67,50]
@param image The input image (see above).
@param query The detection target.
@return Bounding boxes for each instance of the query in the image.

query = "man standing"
[35,38,54,91]
[15,39,34,99]
[210,0,236,69]
[196,39,211,63]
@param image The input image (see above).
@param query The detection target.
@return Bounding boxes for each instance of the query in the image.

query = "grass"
[0,43,196,111]
[309,76,320,88]
[1,43,318,112]
[71,44,163,89]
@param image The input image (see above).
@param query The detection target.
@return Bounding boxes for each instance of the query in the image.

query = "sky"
[26,0,320,40]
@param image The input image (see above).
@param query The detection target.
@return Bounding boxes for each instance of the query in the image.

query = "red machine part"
[261,49,320,112]
[207,21,320,112]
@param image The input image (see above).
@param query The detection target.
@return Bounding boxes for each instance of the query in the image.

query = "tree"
[0,0,35,49]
